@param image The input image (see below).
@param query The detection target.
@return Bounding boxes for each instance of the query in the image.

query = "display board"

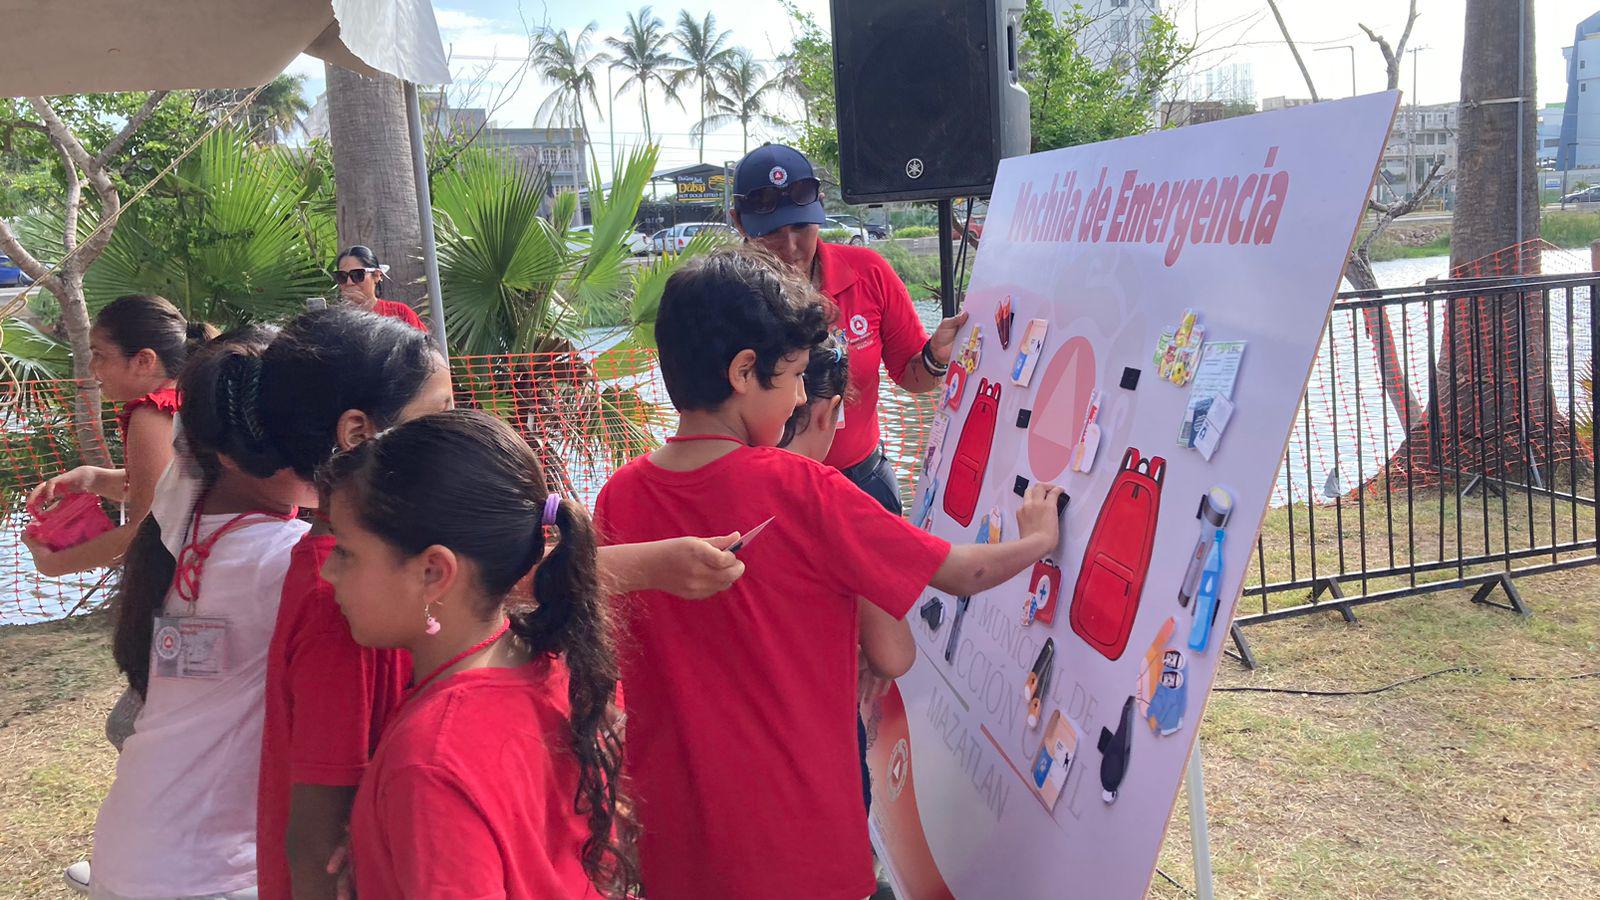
[865,92,1400,898]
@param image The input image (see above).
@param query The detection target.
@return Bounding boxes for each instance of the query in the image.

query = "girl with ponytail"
[26,294,217,576]
[319,409,634,897]
[89,324,317,900]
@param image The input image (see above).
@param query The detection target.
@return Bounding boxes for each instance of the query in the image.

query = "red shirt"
[349,659,599,899]
[372,299,427,331]
[815,241,931,470]
[116,385,181,442]
[257,534,412,900]
[594,446,951,900]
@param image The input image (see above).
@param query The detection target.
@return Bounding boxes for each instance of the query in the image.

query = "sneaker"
[63,861,91,894]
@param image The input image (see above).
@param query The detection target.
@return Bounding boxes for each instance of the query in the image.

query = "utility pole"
[1314,45,1357,97]
[1407,46,1428,200]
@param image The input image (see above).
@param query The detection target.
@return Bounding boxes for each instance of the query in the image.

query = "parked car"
[647,222,737,253]
[0,255,32,287]
[567,224,649,256]
[827,213,889,240]
[1560,186,1600,204]
[826,215,871,245]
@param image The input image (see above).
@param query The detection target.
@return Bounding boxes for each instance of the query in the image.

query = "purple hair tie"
[542,494,562,526]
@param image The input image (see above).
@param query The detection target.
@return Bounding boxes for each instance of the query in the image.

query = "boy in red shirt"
[595,247,1064,900]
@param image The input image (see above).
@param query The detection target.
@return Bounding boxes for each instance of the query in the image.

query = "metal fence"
[3,271,1595,658]
[1228,270,1598,667]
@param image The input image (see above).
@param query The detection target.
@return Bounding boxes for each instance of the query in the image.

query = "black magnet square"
[1016,409,1032,428]
[1014,475,1030,497]
[1120,366,1142,390]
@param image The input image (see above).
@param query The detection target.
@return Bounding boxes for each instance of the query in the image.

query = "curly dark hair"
[655,244,834,411]
[779,333,854,446]
[319,409,636,895]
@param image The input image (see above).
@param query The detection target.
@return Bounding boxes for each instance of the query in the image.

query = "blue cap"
[732,144,828,237]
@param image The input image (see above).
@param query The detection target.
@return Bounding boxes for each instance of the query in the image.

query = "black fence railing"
[1229,271,1599,667]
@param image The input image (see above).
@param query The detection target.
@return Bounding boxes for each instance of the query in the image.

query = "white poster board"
[865,92,1399,898]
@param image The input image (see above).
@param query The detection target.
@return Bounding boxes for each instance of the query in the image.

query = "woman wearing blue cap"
[729,143,968,513]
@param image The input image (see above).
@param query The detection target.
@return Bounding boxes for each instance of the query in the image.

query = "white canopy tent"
[0,0,453,346]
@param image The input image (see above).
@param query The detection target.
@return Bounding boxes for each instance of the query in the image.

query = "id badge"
[152,615,229,678]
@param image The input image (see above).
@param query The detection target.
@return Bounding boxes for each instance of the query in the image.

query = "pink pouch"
[26,490,115,552]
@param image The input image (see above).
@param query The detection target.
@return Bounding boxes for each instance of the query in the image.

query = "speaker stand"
[938,197,959,318]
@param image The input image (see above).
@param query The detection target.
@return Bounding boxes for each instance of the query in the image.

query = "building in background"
[1261,96,1316,112]
[1375,102,1458,205]
[1558,11,1600,170]
[1046,0,1162,70]
[1184,62,1255,105]
[1537,103,1565,165]
[305,94,589,197]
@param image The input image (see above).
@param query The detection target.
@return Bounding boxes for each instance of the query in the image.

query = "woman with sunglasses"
[333,246,427,332]
[728,144,968,518]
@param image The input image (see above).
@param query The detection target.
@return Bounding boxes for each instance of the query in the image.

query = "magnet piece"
[1011,319,1050,387]
[944,595,972,664]
[1179,487,1235,607]
[1120,367,1141,391]
[1025,557,1064,625]
[1098,695,1136,803]
[1023,638,1056,727]
[1014,475,1030,497]
[923,413,952,476]
[975,506,1003,544]
[1070,389,1103,474]
[1145,650,1188,736]
[919,597,945,632]
[1016,409,1032,429]
[912,476,939,530]
[995,296,1015,349]
[1030,709,1078,809]
[944,365,971,411]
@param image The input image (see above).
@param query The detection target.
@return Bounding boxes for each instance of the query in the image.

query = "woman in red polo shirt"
[728,144,968,514]
[333,245,427,331]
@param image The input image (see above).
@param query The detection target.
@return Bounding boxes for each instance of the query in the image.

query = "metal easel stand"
[1186,740,1216,900]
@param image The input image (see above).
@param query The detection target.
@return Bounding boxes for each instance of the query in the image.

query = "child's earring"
[424,603,441,636]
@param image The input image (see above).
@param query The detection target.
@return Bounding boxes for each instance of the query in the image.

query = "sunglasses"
[333,268,379,284]
[735,178,820,215]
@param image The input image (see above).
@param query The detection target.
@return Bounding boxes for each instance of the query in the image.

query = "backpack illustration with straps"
[1069,448,1166,660]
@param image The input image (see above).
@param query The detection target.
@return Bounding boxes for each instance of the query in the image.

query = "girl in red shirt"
[255,311,740,899]
[333,244,427,331]
[26,294,215,577]
[320,409,634,898]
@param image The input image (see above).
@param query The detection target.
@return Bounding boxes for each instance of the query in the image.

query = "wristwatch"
[921,340,950,377]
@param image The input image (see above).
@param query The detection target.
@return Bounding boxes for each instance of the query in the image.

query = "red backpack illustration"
[1069,448,1166,660]
[942,378,1002,527]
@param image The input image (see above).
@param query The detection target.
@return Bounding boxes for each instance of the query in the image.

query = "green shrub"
[895,225,936,239]
[820,228,855,243]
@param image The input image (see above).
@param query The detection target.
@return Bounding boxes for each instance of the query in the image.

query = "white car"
[647,222,738,253]
[567,224,650,256]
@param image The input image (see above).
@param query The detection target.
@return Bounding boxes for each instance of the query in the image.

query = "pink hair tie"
[542,494,562,526]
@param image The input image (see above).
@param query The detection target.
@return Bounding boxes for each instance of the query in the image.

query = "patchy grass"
[1,561,1596,899]
[0,614,122,899]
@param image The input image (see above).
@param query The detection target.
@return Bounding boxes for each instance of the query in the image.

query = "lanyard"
[664,434,745,445]
[172,499,299,607]
[403,619,512,708]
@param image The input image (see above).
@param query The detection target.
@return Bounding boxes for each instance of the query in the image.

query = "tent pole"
[404,81,449,353]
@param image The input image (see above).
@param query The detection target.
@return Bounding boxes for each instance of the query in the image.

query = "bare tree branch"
[1358,158,1448,258]
[95,91,169,168]
[1264,0,1320,102]
[0,218,64,296]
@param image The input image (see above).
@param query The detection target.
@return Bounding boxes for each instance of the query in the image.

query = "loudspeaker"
[831,0,1031,204]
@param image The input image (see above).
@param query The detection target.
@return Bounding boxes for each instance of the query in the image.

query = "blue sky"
[288,0,1596,173]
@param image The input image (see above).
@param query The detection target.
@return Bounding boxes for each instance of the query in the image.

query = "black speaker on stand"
[830,0,1031,315]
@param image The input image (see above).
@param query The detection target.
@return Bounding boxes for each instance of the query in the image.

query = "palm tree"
[532,23,607,173]
[324,64,424,305]
[606,7,679,146]
[669,11,736,163]
[695,50,784,155]
[197,75,311,144]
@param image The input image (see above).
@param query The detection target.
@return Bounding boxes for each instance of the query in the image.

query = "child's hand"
[1015,482,1065,557]
[21,533,68,578]
[326,836,353,899]
[30,466,101,506]
[658,534,746,599]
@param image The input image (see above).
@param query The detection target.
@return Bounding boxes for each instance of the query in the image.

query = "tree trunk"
[1421,0,1558,486]
[325,64,425,306]
[58,271,112,467]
